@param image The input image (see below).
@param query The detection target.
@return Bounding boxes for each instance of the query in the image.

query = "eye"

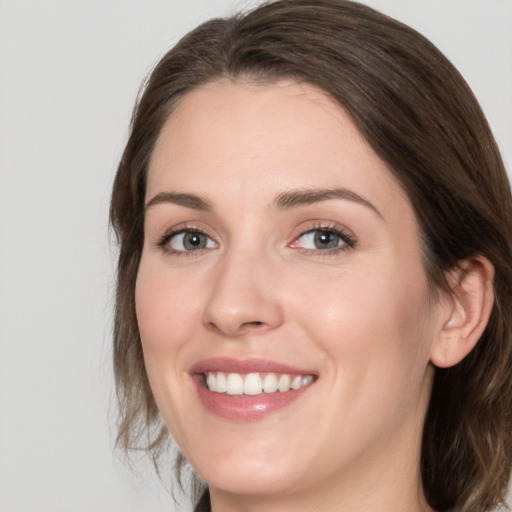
[291,226,356,253]
[164,230,216,252]
[298,230,344,250]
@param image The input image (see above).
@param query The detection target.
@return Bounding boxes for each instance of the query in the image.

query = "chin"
[185,439,305,497]
[198,462,300,498]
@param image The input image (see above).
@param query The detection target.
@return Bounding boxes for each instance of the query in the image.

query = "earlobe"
[430,256,495,369]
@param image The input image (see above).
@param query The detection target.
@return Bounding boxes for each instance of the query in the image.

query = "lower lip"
[193,376,313,421]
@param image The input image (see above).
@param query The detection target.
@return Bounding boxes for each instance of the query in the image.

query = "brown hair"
[110,1,512,510]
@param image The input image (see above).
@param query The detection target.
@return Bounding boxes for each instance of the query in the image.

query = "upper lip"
[190,357,316,376]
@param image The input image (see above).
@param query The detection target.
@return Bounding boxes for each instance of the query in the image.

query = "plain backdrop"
[0,1,511,511]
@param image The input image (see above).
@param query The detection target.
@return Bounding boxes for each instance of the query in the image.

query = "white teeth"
[278,374,291,392]
[263,373,278,393]
[207,373,216,391]
[226,373,244,395]
[205,371,314,395]
[301,375,314,387]
[216,372,227,393]
[291,375,302,390]
[243,373,263,395]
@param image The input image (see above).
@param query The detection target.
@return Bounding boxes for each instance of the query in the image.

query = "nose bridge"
[202,241,284,337]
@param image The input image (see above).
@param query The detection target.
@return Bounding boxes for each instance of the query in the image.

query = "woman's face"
[136,80,445,505]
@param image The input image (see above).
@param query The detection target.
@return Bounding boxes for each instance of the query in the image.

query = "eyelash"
[292,222,357,256]
[156,225,217,257]
[156,222,357,257]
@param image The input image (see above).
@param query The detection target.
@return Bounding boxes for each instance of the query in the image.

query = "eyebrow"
[145,187,382,218]
[275,187,383,218]
[145,192,212,212]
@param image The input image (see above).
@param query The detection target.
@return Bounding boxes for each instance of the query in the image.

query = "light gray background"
[0,1,511,511]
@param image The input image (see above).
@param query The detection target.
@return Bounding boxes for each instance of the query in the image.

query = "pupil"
[184,232,205,250]
[314,231,338,249]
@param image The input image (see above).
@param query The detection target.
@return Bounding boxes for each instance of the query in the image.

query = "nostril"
[206,319,269,337]
[238,321,267,333]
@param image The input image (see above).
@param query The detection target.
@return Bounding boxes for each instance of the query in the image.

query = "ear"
[430,256,495,368]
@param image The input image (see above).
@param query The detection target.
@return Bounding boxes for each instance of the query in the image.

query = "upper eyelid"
[292,221,356,239]
[158,222,214,238]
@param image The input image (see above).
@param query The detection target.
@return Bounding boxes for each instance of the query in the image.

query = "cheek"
[134,255,203,425]
[134,256,203,440]
[287,258,433,382]
[135,257,198,354]
[272,259,436,469]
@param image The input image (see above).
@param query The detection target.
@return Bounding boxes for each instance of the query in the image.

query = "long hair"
[110,1,512,510]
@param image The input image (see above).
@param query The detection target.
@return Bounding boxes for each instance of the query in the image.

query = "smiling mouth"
[204,371,315,395]
[192,359,317,420]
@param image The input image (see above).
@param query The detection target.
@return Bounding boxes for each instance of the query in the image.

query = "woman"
[110,1,512,511]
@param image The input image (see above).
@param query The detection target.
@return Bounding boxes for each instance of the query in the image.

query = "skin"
[135,79,456,512]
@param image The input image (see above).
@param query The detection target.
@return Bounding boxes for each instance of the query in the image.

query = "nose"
[201,249,284,337]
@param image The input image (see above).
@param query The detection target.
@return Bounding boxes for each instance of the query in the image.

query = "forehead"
[147,79,411,223]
